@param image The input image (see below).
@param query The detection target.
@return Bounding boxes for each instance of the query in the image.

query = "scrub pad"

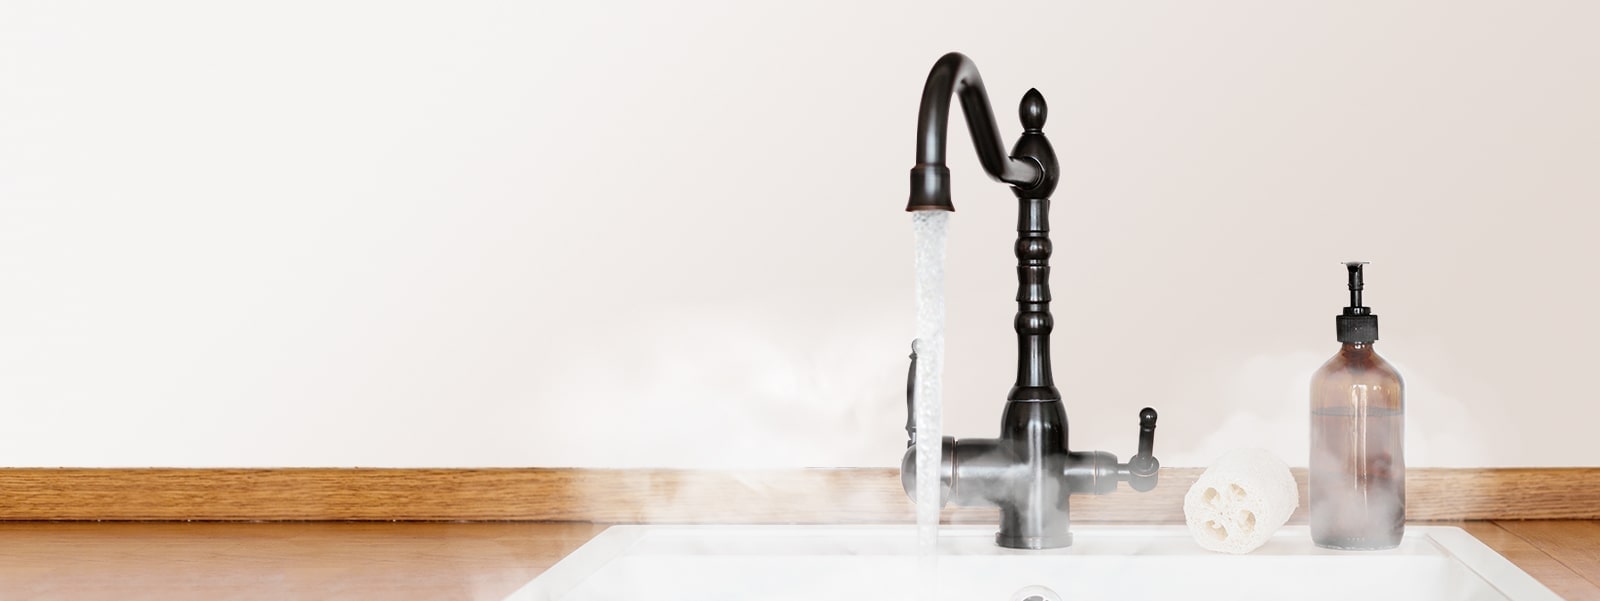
[1183,448,1299,554]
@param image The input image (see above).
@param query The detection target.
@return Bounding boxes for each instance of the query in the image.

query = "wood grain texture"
[1,467,1597,522]
[0,522,609,601]
[1463,522,1600,600]
[1496,520,1600,594]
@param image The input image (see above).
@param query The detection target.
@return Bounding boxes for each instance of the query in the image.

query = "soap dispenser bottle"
[1310,262,1405,550]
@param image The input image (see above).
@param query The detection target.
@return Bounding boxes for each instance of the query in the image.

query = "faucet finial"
[1020,89,1047,132]
[1010,89,1058,200]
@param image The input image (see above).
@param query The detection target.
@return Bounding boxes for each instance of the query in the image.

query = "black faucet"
[900,52,1161,550]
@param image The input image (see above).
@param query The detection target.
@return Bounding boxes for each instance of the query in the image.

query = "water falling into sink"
[911,210,949,565]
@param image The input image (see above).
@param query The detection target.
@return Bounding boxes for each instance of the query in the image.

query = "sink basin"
[511,525,1560,600]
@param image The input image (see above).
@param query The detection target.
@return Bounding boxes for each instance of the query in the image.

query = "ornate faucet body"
[901,52,1161,550]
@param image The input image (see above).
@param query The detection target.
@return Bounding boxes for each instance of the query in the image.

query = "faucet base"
[996,531,1072,550]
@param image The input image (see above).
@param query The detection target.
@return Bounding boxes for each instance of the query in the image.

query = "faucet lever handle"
[1135,407,1157,459]
[1125,407,1160,491]
[904,340,919,446]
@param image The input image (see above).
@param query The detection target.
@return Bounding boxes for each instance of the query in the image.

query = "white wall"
[2,1,1596,468]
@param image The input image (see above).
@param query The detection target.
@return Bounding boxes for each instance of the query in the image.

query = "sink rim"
[518,524,1562,600]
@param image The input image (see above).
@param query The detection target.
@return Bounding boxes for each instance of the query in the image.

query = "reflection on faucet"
[900,52,1162,550]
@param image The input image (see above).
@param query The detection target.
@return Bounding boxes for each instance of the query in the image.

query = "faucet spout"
[907,52,1045,212]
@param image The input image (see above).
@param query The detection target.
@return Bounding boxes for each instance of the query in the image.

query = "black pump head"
[1336,261,1379,343]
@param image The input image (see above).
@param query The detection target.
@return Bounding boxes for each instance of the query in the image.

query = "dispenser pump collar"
[1337,262,1379,343]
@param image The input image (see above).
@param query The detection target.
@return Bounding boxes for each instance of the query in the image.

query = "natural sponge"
[1183,448,1299,554]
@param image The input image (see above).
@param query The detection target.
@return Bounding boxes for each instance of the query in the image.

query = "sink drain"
[1012,585,1062,601]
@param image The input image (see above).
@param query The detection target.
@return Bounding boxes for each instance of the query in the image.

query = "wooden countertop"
[0,520,1595,600]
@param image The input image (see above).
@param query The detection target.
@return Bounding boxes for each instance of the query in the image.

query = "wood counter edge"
[1,467,1596,522]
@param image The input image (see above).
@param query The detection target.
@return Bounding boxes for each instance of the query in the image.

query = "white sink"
[511,525,1560,601]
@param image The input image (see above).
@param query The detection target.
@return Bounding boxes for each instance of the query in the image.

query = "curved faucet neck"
[907,52,1047,211]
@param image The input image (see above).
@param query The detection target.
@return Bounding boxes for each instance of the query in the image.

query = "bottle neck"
[1340,341,1376,353]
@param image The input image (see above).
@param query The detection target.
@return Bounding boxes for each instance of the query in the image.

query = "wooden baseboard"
[1,467,1595,522]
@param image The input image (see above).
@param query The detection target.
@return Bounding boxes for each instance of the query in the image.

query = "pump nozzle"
[1336,262,1379,343]
[1344,261,1369,315]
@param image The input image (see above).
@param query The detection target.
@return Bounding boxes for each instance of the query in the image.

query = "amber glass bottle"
[1310,262,1404,550]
